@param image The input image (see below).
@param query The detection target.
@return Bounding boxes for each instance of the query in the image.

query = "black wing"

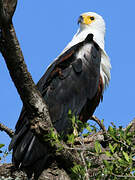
[9,34,102,178]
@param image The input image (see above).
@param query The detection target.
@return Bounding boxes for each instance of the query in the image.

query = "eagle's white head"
[78,12,105,35]
[77,12,105,50]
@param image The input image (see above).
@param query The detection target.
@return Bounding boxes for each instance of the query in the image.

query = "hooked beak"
[78,16,83,25]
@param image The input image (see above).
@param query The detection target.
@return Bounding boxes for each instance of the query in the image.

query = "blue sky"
[1,0,135,162]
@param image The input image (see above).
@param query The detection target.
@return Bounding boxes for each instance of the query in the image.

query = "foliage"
[0,144,5,161]
[1,111,135,179]
[69,119,135,179]
[98,124,135,179]
[0,144,10,163]
[44,111,135,179]
[71,163,86,180]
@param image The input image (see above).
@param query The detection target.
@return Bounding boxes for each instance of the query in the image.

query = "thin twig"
[75,131,104,145]
[64,146,95,156]
[91,115,107,133]
[0,122,14,138]
[111,172,135,179]
[80,137,90,180]
[80,151,89,180]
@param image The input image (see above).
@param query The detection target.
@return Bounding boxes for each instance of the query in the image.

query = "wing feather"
[9,36,103,177]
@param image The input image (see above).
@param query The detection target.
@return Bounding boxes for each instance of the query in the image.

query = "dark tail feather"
[11,130,50,178]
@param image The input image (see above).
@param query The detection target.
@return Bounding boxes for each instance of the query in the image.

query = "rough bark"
[0,163,71,180]
[0,0,81,178]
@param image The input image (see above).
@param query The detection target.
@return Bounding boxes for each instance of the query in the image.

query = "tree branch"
[0,122,14,138]
[0,0,17,27]
[0,0,82,171]
[91,115,107,133]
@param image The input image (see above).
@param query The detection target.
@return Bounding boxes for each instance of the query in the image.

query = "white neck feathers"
[61,26,111,91]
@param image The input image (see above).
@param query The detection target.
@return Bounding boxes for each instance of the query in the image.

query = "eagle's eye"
[90,16,95,21]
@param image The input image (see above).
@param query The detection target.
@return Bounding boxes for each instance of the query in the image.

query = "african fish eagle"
[9,12,111,179]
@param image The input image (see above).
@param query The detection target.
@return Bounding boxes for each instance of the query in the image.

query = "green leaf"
[125,125,132,135]
[68,109,72,115]
[82,133,89,137]
[71,163,85,178]
[67,134,75,144]
[103,160,109,168]
[71,115,76,125]
[118,158,128,167]
[108,126,118,141]
[123,151,130,162]
[109,143,118,154]
[101,119,104,124]
[108,126,114,134]
[0,144,4,148]
[87,162,91,168]
[86,126,92,133]
[111,122,116,128]
[90,125,97,133]
[95,141,101,154]
[105,151,112,157]
[109,143,114,153]
[126,139,131,146]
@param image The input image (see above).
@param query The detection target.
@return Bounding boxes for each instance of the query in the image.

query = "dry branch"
[0,122,14,138]
[91,115,106,133]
